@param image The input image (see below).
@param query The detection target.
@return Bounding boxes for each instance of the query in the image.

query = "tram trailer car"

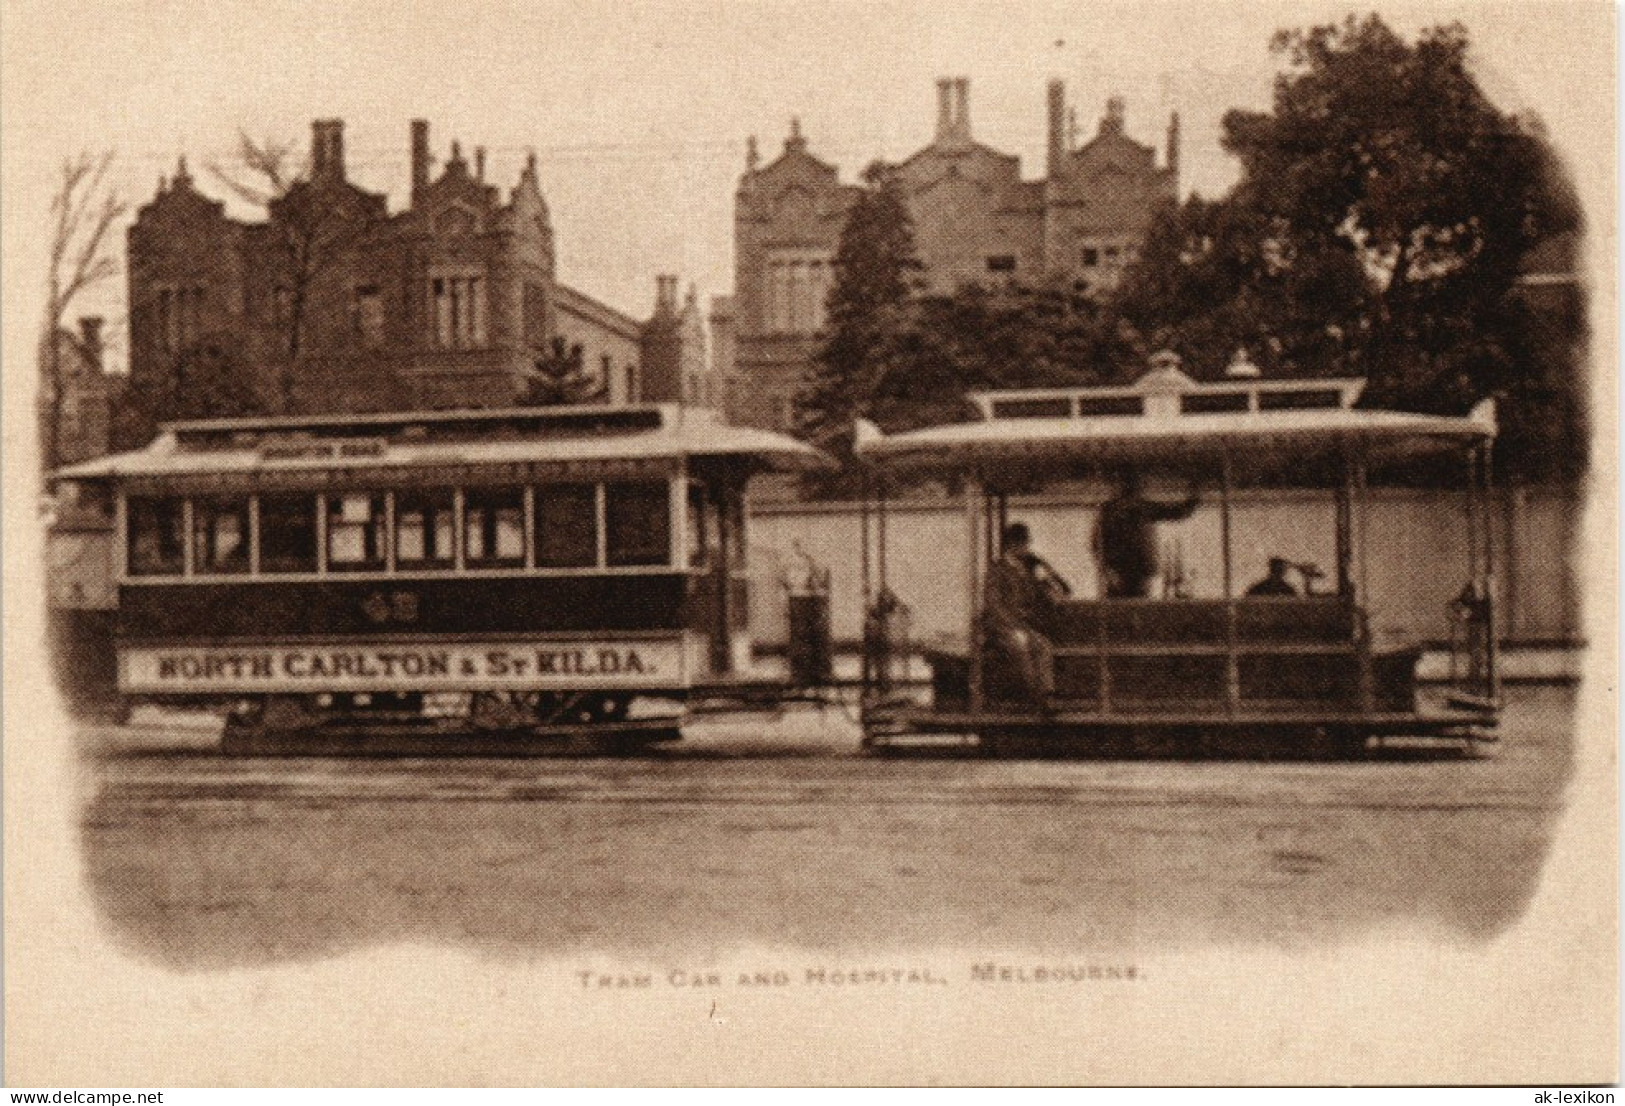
[53,405,824,754]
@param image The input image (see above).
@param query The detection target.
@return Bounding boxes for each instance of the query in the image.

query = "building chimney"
[1101,96,1125,136]
[936,78,954,140]
[746,135,759,172]
[784,117,806,154]
[655,274,679,317]
[475,145,486,182]
[1047,79,1066,176]
[1165,111,1181,181]
[411,119,430,205]
[311,119,345,182]
[78,317,104,371]
[953,78,970,139]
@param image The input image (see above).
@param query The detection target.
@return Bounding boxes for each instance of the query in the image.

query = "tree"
[796,162,921,460]
[874,278,1140,424]
[1117,15,1584,478]
[117,331,265,435]
[40,152,125,477]
[1115,195,1369,379]
[208,131,381,412]
[1216,15,1558,410]
[522,337,606,405]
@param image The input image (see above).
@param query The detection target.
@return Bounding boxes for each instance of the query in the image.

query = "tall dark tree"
[1117,15,1583,478]
[1116,195,1369,379]
[796,162,921,458]
[1218,15,1559,409]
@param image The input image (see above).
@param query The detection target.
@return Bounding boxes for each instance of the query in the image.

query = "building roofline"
[551,282,644,340]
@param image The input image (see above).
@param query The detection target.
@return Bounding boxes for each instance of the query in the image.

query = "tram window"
[534,484,597,568]
[259,495,318,574]
[126,497,185,576]
[464,488,526,568]
[606,481,671,567]
[326,494,388,571]
[395,490,456,571]
[191,497,251,575]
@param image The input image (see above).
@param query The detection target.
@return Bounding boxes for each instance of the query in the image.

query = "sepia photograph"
[3,0,1615,1088]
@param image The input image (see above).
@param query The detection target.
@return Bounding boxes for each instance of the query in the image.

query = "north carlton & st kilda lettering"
[139,643,663,688]
[283,647,651,679]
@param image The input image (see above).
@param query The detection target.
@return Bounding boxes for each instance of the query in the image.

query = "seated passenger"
[1246,557,1299,597]
[987,523,1062,702]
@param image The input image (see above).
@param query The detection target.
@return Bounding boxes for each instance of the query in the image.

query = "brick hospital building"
[722,78,1180,431]
[122,119,709,444]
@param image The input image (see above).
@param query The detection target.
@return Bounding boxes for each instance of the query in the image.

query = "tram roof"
[855,362,1496,477]
[53,404,828,483]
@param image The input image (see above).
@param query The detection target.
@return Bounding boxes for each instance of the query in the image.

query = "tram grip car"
[853,353,1502,759]
[52,404,824,754]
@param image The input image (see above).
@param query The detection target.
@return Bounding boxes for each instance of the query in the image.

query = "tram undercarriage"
[861,702,1498,760]
[213,690,684,757]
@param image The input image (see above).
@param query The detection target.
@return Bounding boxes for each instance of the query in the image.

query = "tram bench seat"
[1041,597,1359,646]
[921,602,1402,713]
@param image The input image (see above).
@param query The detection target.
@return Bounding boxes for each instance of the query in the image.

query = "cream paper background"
[3,0,1616,1085]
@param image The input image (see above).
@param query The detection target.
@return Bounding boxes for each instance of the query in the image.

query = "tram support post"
[965,475,985,714]
[1335,450,1354,599]
[1481,441,1501,702]
[1353,452,1374,713]
[860,471,872,616]
[1219,449,1233,599]
[877,474,889,602]
[1220,449,1239,713]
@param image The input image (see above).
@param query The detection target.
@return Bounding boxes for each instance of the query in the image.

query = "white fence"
[746,486,1582,650]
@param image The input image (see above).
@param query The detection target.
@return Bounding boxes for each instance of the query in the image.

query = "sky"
[1,0,1614,375]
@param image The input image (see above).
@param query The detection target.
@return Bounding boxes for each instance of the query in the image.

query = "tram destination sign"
[120,639,688,693]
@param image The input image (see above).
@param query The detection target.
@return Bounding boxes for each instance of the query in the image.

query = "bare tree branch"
[205,131,307,209]
[41,150,126,478]
[204,127,373,413]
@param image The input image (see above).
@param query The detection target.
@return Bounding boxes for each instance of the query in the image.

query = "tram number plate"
[120,641,687,693]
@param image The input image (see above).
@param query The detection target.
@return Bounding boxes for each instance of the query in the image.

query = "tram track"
[87,752,1560,814]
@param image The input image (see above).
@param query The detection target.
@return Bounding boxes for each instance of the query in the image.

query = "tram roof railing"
[856,355,1495,476]
[53,404,829,484]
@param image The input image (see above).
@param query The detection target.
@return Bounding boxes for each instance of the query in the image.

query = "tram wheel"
[470,691,536,731]
[589,694,631,723]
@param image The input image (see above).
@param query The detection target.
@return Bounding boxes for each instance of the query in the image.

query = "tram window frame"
[723,489,747,568]
[605,480,672,568]
[463,487,527,569]
[533,482,599,569]
[326,493,389,572]
[686,481,709,569]
[190,496,252,576]
[394,488,458,572]
[126,496,186,577]
[258,494,320,575]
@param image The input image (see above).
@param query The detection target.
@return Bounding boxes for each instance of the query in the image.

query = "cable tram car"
[53,404,823,754]
[854,352,1501,758]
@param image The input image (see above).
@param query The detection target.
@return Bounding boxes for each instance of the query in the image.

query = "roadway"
[76,687,1575,969]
